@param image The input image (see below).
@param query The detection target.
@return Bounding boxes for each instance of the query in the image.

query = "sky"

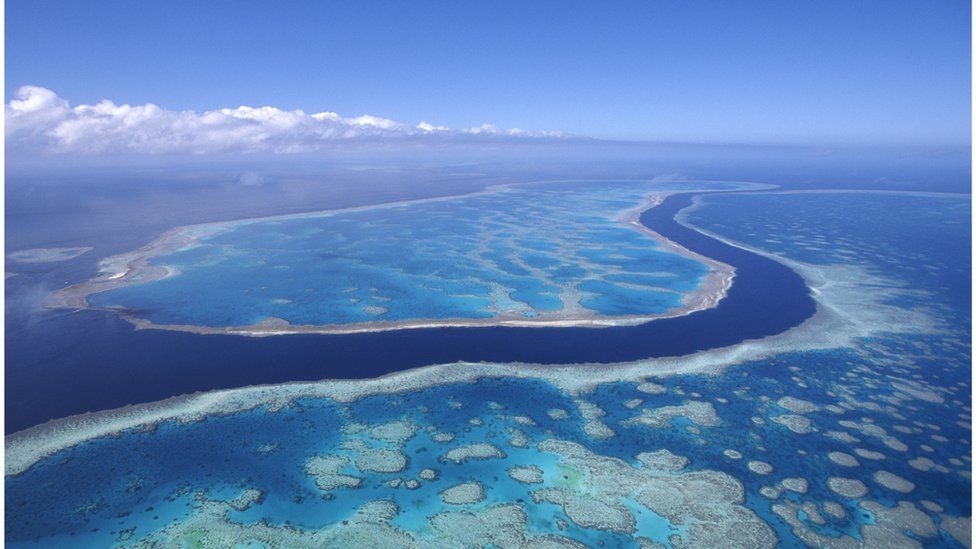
[5,0,972,154]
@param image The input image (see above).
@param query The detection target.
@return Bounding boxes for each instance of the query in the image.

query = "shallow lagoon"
[87,181,736,330]
[6,191,971,547]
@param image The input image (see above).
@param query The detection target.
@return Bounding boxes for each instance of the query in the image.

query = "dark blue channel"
[6,192,816,433]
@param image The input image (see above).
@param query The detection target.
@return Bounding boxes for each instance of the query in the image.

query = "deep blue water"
[6,189,816,432]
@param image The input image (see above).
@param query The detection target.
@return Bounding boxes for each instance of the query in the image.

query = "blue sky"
[6,0,971,147]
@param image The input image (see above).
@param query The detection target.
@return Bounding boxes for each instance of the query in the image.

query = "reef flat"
[49,181,750,335]
[5,190,970,547]
[7,246,92,264]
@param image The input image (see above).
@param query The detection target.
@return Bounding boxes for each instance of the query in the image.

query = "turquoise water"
[87,181,731,328]
[7,191,971,547]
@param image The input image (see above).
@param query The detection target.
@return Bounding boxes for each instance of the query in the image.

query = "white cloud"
[5,86,568,156]
[464,123,501,135]
[416,121,448,132]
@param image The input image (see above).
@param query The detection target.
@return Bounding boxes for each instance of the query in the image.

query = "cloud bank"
[5,86,568,155]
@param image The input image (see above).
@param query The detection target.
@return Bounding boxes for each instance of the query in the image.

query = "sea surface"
[5,181,816,431]
[6,189,971,547]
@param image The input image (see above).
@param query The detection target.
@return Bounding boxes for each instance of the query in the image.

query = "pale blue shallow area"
[7,191,971,547]
[88,181,729,327]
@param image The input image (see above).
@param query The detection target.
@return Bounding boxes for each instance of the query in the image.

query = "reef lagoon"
[5,187,971,547]
[59,181,751,334]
